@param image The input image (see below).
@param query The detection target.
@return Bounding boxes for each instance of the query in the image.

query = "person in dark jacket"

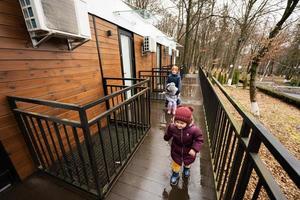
[166,66,181,107]
[164,106,204,185]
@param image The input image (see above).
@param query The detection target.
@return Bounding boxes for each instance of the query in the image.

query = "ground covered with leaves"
[214,85,299,199]
[225,86,300,159]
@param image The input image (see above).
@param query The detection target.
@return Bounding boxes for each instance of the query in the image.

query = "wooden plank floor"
[106,74,217,200]
[0,74,217,200]
[0,172,95,200]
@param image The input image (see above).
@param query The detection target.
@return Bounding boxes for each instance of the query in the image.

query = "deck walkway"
[0,74,216,200]
[106,74,217,200]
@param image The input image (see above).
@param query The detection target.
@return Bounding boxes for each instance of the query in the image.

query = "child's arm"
[176,76,182,95]
[191,127,204,152]
[164,124,173,141]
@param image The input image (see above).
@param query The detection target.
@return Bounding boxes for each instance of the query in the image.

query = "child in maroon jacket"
[164,106,204,185]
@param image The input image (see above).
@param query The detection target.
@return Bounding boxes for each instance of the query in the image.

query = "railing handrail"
[7,96,81,111]
[88,87,149,125]
[83,78,149,110]
[105,84,147,90]
[138,68,170,100]
[103,77,145,81]
[209,74,300,186]
[13,108,82,127]
[139,75,168,78]
[8,77,149,112]
[139,70,169,73]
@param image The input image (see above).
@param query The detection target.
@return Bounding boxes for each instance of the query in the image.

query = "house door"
[156,44,163,89]
[119,29,135,98]
[0,141,19,192]
[156,44,161,68]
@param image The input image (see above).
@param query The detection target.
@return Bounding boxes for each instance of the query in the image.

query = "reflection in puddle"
[162,178,190,200]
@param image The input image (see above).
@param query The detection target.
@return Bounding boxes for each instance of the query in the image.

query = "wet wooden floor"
[106,74,217,200]
[1,74,216,200]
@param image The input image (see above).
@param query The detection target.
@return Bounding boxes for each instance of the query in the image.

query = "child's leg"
[183,164,191,177]
[171,160,181,173]
[172,102,177,115]
[167,101,172,114]
[170,160,181,185]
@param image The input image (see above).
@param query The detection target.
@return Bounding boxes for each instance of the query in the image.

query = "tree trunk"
[249,0,299,116]
[243,75,248,89]
[250,61,258,101]
[227,32,244,85]
[190,12,201,69]
[182,0,192,73]
[260,60,271,81]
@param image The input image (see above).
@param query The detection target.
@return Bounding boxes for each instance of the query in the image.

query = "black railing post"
[71,126,90,189]
[79,109,102,198]
[96,121,110,182]
[232,128,262,200]
[7,97,39,169]
[103,78,110,110]
[223,121,250,200]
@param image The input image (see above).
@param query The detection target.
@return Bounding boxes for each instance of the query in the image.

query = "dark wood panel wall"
[0,0,171,180]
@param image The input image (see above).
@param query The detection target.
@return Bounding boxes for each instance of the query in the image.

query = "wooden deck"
[106,74,217,200]
[0,74,217,200]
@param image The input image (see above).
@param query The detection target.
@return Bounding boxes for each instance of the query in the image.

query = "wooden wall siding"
[134,34,156,75]
[0,1,159,180]
[94,17,122,79]
[0,0,104,179]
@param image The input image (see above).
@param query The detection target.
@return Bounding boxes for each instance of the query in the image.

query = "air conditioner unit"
[142,36,156,55]
[19,0,91,50]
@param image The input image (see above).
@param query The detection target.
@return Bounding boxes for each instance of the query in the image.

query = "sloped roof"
[88,0,177,49]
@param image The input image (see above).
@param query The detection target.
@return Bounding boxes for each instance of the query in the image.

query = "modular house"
[0,0,177,196]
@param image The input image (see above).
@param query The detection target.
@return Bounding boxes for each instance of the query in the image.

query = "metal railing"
[199,69,300,199]
[7,77,151,199]
[138,67,170,100]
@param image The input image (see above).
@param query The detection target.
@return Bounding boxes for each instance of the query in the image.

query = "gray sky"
[155,0,299,32]
[215,0,300,27]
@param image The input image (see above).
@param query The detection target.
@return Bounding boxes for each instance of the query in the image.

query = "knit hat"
[174,106,193,124]
[166,82,178,95]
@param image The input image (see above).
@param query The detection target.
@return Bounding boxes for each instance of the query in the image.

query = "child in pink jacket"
[164,106,204,185]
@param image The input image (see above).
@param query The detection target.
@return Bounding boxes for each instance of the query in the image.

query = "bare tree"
[225,0,271,85]
[249,0,299,116]
[179,0,214,72]
[125,0,160,12]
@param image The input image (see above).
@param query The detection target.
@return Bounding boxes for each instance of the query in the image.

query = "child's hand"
[189,149,196,157]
